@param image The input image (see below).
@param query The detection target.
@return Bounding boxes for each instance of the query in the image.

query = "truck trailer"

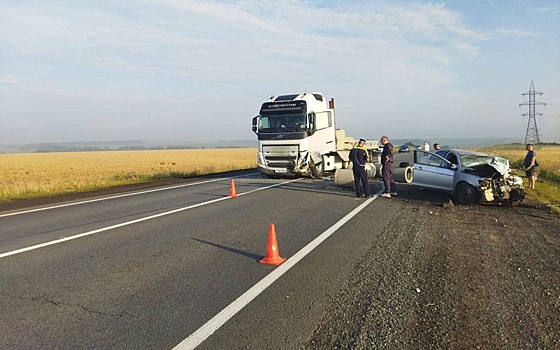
[251,92,378,178]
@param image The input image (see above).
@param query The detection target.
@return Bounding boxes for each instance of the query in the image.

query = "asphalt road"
[0,168,393,349]
[2,153,558,350]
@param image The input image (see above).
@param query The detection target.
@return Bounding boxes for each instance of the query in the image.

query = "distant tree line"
[509,142,560,146]
[31,145,248,153]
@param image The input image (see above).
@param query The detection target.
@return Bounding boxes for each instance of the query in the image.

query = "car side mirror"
[450,164,458,170]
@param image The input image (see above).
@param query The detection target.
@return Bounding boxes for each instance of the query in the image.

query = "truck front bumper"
[257,149,310,176]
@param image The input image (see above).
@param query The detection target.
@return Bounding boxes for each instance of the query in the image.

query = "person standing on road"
[523,143,537,189]
[349,138,371,198]
[380,136,397,198]
[424,141,430,151]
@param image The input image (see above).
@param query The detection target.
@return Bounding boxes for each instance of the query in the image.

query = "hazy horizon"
[0,136,543,154]
[1,1,559,144]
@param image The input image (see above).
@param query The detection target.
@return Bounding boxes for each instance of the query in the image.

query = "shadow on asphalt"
[191,238,263,261]
[272,178,454,206]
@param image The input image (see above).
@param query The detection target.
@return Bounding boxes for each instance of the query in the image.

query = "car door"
[413,150,455,191]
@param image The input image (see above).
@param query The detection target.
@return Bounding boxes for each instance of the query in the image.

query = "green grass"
[477,144,560,214]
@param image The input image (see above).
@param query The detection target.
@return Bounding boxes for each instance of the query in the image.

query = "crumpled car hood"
[463,157,510,177]
[461,156,525,203]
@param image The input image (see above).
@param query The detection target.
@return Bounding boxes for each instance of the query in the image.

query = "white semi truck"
[251,92,379,178]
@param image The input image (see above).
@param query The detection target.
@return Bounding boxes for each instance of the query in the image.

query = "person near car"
[380,136,397,198]
[424,141,430,151]
[523,143,537,189]
[433,143,441,151]
[349,138,371,198]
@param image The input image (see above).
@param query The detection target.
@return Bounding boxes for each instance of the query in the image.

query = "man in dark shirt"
[380,135,397,198]
[523,143,537,189]
[349,138,371,198]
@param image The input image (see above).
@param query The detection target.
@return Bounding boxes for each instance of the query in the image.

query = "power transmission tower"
[519,81,545,144]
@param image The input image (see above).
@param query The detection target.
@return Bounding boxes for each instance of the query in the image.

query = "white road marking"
[0,178,300,259]
[172,189,384,350]
[0,173,258,218]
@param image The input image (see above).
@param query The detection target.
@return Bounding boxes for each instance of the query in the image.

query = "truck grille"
[262,145,299,156]
[262,145,299,167]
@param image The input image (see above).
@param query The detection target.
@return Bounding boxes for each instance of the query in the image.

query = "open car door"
[413,150,455,192]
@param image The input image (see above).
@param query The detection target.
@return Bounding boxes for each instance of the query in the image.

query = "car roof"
[449,149,488,156]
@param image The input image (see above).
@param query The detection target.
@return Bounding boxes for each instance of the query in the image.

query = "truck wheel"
[310,162,323,179]
[454,182,479,204]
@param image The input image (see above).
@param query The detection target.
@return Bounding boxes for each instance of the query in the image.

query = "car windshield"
[459,154,496,167]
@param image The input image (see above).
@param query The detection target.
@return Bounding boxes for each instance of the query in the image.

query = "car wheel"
[506,188,526,206]
[455,182,479,204]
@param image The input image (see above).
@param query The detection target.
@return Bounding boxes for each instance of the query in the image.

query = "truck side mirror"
[307,112,315,134]
[252,116,258,134]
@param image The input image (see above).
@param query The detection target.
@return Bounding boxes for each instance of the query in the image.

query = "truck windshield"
[258,113,306,133]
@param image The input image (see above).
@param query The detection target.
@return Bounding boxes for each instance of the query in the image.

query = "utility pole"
[519,81,545,144]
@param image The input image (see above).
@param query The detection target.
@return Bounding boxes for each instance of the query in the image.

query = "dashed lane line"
[0,178,300,259]
[172,189,384,350]
[0,173,258,218]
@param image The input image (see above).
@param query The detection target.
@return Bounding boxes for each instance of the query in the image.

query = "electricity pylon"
[519,81,545,144]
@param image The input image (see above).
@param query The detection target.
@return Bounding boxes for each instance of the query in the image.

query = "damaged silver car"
[412,149,526,204]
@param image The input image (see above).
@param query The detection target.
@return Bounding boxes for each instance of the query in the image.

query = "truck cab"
[251,93,337,177]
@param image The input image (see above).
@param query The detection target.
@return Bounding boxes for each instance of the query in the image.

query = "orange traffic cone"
[228,179,238,198]
[259,224,286,265]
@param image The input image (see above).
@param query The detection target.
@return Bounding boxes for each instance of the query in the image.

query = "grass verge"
[479,144,560,214]
[511,169,560,214]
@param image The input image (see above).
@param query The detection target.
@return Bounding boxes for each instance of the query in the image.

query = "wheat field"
[479,144,560,182]
[0,148,257,202]
[479,144,560,209]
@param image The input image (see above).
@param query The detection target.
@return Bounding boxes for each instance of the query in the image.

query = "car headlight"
[512,176,523,186]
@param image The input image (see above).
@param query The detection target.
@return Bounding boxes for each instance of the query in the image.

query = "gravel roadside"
[305,197,560,349]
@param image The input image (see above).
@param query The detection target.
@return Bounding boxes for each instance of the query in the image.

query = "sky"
[1,0,559,145]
